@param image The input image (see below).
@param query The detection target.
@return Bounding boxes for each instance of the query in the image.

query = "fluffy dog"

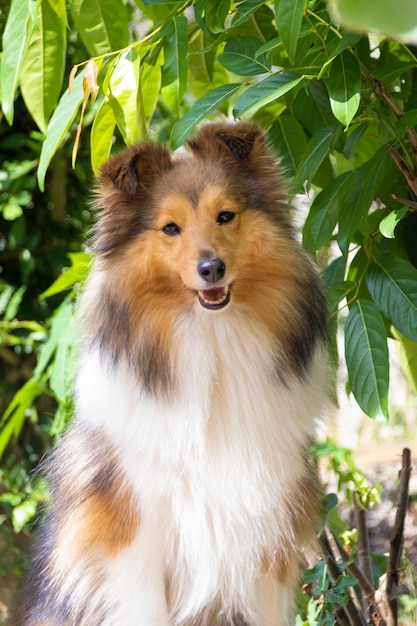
[20,122,329,626]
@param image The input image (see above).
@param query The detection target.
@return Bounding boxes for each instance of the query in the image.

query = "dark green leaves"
[233,72,303,117]
[218,37,271,75]
[366,255,417,342]
[274,0,305,63]
[345,299,389,423]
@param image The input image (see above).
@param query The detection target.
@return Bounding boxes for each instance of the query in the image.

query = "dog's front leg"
[253,572,295,626]
[99,518,170,626]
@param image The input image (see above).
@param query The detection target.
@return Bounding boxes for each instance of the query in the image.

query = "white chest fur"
[76,306,327,621]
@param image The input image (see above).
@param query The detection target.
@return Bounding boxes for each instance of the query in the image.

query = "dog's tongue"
[201,287,226,302]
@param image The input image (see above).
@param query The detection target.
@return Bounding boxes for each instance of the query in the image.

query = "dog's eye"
[217,211,235,225]
[162,223,181,236]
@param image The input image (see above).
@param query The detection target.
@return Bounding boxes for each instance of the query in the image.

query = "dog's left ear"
[187,122,272,166]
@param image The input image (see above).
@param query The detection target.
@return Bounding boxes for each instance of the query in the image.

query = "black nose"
[197,257,226,283]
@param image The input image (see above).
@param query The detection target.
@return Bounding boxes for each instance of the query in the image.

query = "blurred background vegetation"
[1,0,417,624]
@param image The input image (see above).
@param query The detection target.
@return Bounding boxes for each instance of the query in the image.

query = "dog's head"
[94,122,290,312]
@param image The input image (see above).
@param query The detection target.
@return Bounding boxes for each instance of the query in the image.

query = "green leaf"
[328,0,417,43]
[0,285,14,316]
[205,0,230,33]
[337,146,392,254]
[90,99,116,175]
[293,127,333,191]
[318,31,361,78]
[268,115,307,178]
[366,254,417,342]
[107,49,143,145]
[303,171,352,251]
[0,377,44,456]
[170,83,242,149]
[233,71,303,117]
[396,331,417,393]
[343,121,369,159]
[344,299,389,422]
[141,53,163,120]
[68,0,129,57]
[0,0,32,124]
[373,62,415,85]
[232,0,267,29]
[12,498,38,533]
[274,0,305,64]
[218,37,270,76]
[19,0,67,133]
[328,51,361,128]
[34,297,74,378]
[4,286,26,322]
[37,71,84,191]
[40,252,91,299]
[194,0,231,35]
[396,109,417,135]
[49,305,77,402]
[161,16,189,115]
[379,206,408,239]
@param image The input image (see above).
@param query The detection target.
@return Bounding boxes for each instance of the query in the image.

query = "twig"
[320,533,367,626]
[390,194,417,210]
[354,494,375,617]
[326,527,387,625]
[389,147,417,195]
[385,448,412,626]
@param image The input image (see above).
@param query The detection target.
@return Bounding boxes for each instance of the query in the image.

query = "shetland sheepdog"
[20,122,329,626]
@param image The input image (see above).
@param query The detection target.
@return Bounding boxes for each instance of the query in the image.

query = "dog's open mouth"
[197,286,231,310]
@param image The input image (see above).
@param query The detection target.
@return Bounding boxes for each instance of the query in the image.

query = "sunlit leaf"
[141,53,163,119]
[161,16,189,115]
[0,0,32,124]
[107,49,142,145]
[37,71,84,191]
[49,306,78,402]
[19,0,67,133]
[0,377,44,456]
[68,0,129,56]
[379,206,409,238]
[40,252,91,299]
[90,99,116,174]
[366,254,417,342]
[12,498,38,533]
[345,299,389,422]
[328,51,361,128]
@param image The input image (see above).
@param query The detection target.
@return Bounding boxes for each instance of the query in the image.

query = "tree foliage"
[1,0,417,621]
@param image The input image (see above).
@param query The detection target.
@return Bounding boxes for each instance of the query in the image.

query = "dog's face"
[152,183,241,310]
[94,122,291,314]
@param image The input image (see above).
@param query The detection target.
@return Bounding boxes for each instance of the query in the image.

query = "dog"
[19,122,329,625]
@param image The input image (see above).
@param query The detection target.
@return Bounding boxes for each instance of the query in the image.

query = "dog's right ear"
[98,143,172,195]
